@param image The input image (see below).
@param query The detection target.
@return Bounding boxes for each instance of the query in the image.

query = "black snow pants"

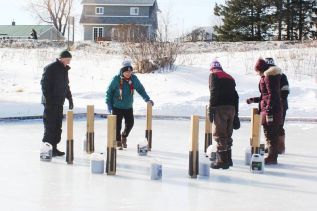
[112,108,134,142]
[42,104,64,149]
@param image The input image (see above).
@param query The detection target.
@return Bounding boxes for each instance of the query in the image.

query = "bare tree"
[27,0,74,36]
[120,9,183,73]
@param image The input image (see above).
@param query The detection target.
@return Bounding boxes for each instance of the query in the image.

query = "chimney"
[12,20,16,26]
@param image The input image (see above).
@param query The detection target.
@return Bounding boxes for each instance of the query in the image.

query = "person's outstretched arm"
[133,76,151,102]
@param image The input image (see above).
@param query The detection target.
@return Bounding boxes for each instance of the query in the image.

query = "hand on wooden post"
[68,98,74,110]
[147,100,154,106]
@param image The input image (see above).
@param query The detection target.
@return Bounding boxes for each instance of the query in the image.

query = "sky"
[0,0,224,40]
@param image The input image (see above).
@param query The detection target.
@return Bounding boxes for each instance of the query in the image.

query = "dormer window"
[95,7,104,15]
[130,7,139,16]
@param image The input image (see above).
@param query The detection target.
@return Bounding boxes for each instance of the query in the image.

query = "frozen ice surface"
[0,118,316,211]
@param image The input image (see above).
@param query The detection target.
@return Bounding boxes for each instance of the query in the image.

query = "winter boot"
[277,135,285,154]
[211,151,230,169]
[52,148,65,157]
[228,149,233,167]
[121,136,127,148]
[265,144,278,165]
[117,140,123,150]
[264,154,278,165]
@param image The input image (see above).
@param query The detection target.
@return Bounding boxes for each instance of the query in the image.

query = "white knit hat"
[122,60,132,68]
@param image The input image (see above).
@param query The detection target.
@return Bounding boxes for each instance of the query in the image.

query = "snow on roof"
[0,25,56,37]
[82,0,156,6]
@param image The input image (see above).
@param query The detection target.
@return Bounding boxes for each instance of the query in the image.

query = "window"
[93,27,103,41]
[130,7,139,16]
[95,7,104,15]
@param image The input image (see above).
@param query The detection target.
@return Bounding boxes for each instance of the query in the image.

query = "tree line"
[213,0,317,41]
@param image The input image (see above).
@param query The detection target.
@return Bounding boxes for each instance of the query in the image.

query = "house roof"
[81,0,156,6]
[0,25,56,37]
[80,16,152,25]
[192,27,214,34]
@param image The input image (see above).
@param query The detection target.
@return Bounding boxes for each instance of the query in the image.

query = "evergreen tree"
[213,0,317,41]
[214,0,272,41]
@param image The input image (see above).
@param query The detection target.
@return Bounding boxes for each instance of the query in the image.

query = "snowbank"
[0,46,316,118]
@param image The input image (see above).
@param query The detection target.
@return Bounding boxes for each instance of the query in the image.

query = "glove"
[233,113,240,130]
[246,98,254,104]
[266,115,273,124]
[68,98,74,110]
[107,104,113,114]
[147,100,154,106]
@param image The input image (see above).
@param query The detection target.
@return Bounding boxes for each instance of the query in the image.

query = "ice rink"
[0,118,316,211]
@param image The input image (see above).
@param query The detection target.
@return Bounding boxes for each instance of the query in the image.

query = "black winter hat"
[265,57,275,67]
[59,50,72,58]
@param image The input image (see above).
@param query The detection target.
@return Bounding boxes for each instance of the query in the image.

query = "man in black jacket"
[209,60,239,169]
[41,50,74,156]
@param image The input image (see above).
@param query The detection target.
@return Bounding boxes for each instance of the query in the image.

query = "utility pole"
[67,16,75,50]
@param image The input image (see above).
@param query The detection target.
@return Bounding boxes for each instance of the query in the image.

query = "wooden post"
[86,105,95,154]
[250,108,261,155]
[204,105,212,153]
[66,111,74,164]
[189,115,199,178]
[106,115,117,175]
[145,102,153,151]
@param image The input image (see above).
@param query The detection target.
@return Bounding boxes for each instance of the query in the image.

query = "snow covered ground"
[0,46,316,119]
[0,118,316,210]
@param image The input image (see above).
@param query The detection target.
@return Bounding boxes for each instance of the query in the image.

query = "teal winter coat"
[105,71,150,109]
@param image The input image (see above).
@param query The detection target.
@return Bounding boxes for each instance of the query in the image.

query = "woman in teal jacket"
[106,61,154,150]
